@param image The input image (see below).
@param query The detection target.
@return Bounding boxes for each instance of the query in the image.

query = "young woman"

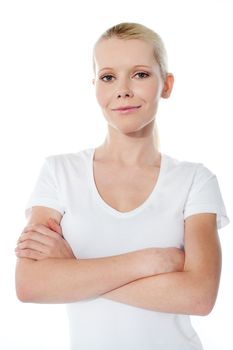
[15,22,229,350]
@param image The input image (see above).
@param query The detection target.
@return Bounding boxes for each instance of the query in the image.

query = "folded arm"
[15,207,184,303]
[102,213,222,316]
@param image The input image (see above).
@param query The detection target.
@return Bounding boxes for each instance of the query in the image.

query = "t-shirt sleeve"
[25,156,65,219]
[183,164,230,229]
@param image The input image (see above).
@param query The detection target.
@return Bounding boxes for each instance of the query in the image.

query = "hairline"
[93,36,167,81]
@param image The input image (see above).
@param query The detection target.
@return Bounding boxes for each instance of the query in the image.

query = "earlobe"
[161,88,169,98]
[161,88,171,98]
[161,73,174,98]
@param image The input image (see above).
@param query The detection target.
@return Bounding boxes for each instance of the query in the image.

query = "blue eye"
[100,75,114,82]
[135,72,150,79]
[100,71,150,82]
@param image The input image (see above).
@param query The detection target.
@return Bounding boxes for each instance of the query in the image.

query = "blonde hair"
[93,22,169,150]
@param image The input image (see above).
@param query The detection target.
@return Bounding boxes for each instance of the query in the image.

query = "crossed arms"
[15,206,222,315]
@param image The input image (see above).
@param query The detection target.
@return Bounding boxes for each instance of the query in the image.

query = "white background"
[0,0,232,349]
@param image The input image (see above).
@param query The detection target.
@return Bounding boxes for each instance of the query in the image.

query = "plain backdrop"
[0,0,232,349]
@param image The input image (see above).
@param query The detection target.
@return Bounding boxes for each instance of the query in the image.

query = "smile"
[112,106,141,114]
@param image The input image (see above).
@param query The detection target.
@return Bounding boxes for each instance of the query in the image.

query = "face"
[93,37,173,135]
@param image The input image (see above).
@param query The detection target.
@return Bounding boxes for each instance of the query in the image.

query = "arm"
[101,213,222,316]
[15,207,184,304]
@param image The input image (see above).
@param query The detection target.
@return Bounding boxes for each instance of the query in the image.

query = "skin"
[92,37,174,166]
[15,38,222,315]
[15,209,185,304]
[16,218,75,260]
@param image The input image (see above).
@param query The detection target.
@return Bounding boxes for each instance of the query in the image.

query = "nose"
[117,89,134,98]
[115,79,134,99]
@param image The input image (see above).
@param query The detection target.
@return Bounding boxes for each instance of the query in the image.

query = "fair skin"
[15,37,222,315]
[15,208,184,304]
[92,37,173,166]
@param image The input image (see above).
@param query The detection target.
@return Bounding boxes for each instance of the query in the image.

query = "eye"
[134,72,150,79]
[100,75,114,82]
[99,71,150,82]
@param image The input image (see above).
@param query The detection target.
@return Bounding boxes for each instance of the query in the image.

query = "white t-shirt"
[25,147,230,350]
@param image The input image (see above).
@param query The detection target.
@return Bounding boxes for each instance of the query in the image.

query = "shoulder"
[164,153,215,184]
[40,148,94,185]
[44,147,93,169]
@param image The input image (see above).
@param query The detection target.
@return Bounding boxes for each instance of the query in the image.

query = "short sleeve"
[183,164,230,229]
[25,157,65,219]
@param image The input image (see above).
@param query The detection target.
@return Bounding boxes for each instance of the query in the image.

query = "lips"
[112,105,141,111]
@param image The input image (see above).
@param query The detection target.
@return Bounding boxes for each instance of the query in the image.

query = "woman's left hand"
[15,218,76,261]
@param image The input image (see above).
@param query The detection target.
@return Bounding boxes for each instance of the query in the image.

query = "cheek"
[95,85,111,107]
[146,84,161,100]
[134,82,161,102]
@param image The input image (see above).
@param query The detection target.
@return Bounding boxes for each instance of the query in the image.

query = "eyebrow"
[98,65,152,73]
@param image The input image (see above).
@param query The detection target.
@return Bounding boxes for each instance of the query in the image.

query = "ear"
[92,78,95,86]
[161,73,174,99]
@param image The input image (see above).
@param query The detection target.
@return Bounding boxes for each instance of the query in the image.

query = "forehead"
[94,38,156,70]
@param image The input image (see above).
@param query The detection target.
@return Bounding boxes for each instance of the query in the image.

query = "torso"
[93,150,161,213]
[62,148,203,350]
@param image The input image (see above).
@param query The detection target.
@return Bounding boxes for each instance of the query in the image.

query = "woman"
[15,22,229,349]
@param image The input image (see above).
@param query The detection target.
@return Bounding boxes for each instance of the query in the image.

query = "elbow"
[16,287,31,303]
[15,277,36,303]
[15,259,38,303]
[186,272,219,316]
[195,300,214,316]
[191,292,217,316]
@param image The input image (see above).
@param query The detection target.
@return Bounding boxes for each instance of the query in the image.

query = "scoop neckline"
[88,147,167,217]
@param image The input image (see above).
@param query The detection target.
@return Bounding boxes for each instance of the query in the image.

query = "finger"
[17,227,29,243]
[22,223,37,233]
[18,231,54,247]
[47,218,62,235]
[15,248,47,261]
[23,224,60,239]
[16,239,50,255]
[23,224,47,234]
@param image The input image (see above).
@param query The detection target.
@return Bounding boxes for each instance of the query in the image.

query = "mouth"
[112,105,141,111]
